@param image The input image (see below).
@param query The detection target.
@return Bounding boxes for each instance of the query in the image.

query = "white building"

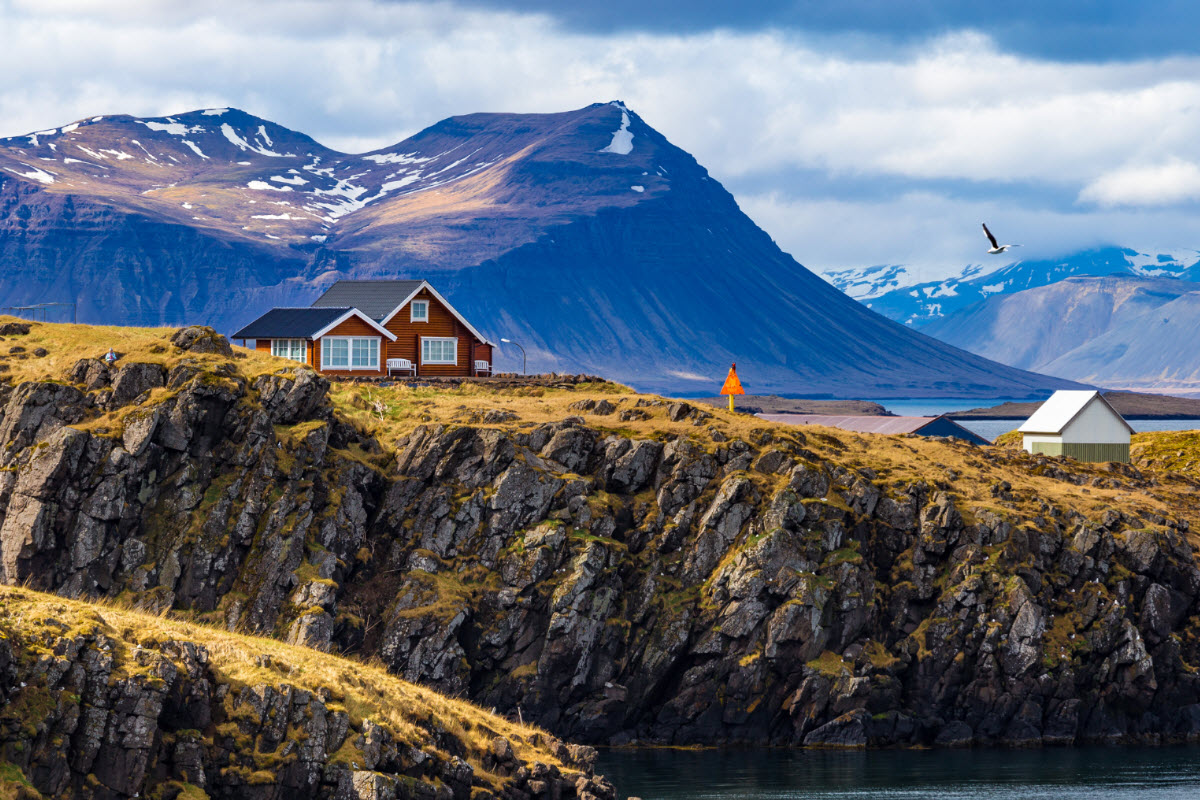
[1018,390,1132,463]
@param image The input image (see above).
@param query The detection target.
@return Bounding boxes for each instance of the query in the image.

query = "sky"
[4,0,1200,281]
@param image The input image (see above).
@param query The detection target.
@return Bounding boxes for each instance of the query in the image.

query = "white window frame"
[271,338,307,363]
[421,336,458,365]
[321,336,380,370]
[410,299,429,323]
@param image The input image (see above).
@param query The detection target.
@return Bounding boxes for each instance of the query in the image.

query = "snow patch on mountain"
[363,152,434,165]
[182,141,208,159]
[139,120,198,137]
[600,104,633,155]
[822,264,912,300]
[221,123,290,158]
[202,108,229,116]
[247,180,292,192]
[4,164,54,184]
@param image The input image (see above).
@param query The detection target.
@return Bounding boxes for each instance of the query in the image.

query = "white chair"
[387,358,416,377]
[474,360,492,377]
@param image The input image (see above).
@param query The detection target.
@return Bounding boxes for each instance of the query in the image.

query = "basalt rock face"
[2,362,1200,750]
[0,600,609,800]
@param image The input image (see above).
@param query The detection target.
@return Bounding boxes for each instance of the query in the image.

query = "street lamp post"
[500,338,526,375]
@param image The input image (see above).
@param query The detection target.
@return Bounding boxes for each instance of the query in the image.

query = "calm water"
[597,746,1200,799]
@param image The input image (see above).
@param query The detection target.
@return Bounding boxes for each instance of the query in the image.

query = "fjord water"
[873,398,1200,442]
[597,746,1200,799]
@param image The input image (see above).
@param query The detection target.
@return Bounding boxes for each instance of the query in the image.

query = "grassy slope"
[2,315,1197,533]
[0,584,571,791]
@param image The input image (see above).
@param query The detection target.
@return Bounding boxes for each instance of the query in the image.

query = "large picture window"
[410,300,429,322]
[421,337,457,365]
[322,337,379,370]
[271,338,306,363]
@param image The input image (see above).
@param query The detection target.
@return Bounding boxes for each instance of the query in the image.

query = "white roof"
[1018,390,1132,435]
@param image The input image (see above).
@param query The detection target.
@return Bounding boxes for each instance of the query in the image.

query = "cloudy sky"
[4,0,1200,280]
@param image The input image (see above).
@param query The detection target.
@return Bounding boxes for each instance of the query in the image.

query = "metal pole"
[500,338,526,375]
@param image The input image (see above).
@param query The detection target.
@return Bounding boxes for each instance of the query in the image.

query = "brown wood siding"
[316,317,385,377]
[473,343,494,373]
[382,288,490,377]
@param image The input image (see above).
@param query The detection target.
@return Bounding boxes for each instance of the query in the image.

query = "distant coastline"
[950,391,1200,420]
[694,395,893,416]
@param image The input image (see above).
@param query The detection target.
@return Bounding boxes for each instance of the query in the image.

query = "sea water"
[597,746,1200,799]
[866,398,1200,443]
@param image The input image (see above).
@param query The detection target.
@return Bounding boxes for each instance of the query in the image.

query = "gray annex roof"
[232,307,352,340]
[1018,390,1133,435]
[310,280,424,321]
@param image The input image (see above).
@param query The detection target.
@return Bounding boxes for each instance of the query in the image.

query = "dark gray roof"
[311,280,423,321]
[232,307,352,339]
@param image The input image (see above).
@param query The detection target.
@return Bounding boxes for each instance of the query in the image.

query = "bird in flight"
[982,223,1021,254]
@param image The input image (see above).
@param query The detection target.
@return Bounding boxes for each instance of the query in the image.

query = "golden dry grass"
[0,585,570,786]
[0,315,284,387]
[333,377,1195,529]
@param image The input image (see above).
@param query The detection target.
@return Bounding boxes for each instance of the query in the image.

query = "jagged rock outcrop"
[3,351,1200,750]
[0,588,611,800]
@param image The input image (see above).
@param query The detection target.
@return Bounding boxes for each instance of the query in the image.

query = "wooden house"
[1018,390,1132,463]
[233,280,495,378]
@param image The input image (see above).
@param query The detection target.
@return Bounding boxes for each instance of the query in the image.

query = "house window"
[410,300,429,322]
[421,337,457,365]
[271,338,306,362]
[322,337,379,370]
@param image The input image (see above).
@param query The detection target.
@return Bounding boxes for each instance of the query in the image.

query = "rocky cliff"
[0,588,611,800]
[3,321,1200,752]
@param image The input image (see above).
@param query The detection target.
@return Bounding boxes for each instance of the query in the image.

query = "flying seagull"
[982,223,1021,254]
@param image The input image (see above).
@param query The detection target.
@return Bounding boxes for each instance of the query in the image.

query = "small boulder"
[109,362,165,407]
[0,322,30,336]
[170,325,233,356]
[489,736,515,763]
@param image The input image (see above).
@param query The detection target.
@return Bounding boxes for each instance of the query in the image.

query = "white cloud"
[1079,158,1200,207]
[6,1,1200,277]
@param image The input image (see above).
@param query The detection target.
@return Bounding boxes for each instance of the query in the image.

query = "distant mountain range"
[0,103,1080,397]
[826,247,1200,326]
[920,273,1200,394]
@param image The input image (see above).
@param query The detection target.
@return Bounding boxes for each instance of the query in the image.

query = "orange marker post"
[720,362,745,412]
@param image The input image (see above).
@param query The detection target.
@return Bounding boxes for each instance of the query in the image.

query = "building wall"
[1024,436,1130,463]
[382,288,491,376]
[1061,398,1131,445]
[316,317,386,378]
[1025,437,1063,456]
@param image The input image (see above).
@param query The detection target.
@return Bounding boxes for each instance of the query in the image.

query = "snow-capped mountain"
[824,247,1200,326]
[0,103,1082,397]
[918,273,1200,395]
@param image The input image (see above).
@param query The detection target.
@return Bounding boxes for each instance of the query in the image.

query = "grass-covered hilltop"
[0,585,609,800]
[4,317,1200,794]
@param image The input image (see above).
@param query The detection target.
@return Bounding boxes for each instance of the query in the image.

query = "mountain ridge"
[829,247,1200,327]
[0,103,1080,397]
